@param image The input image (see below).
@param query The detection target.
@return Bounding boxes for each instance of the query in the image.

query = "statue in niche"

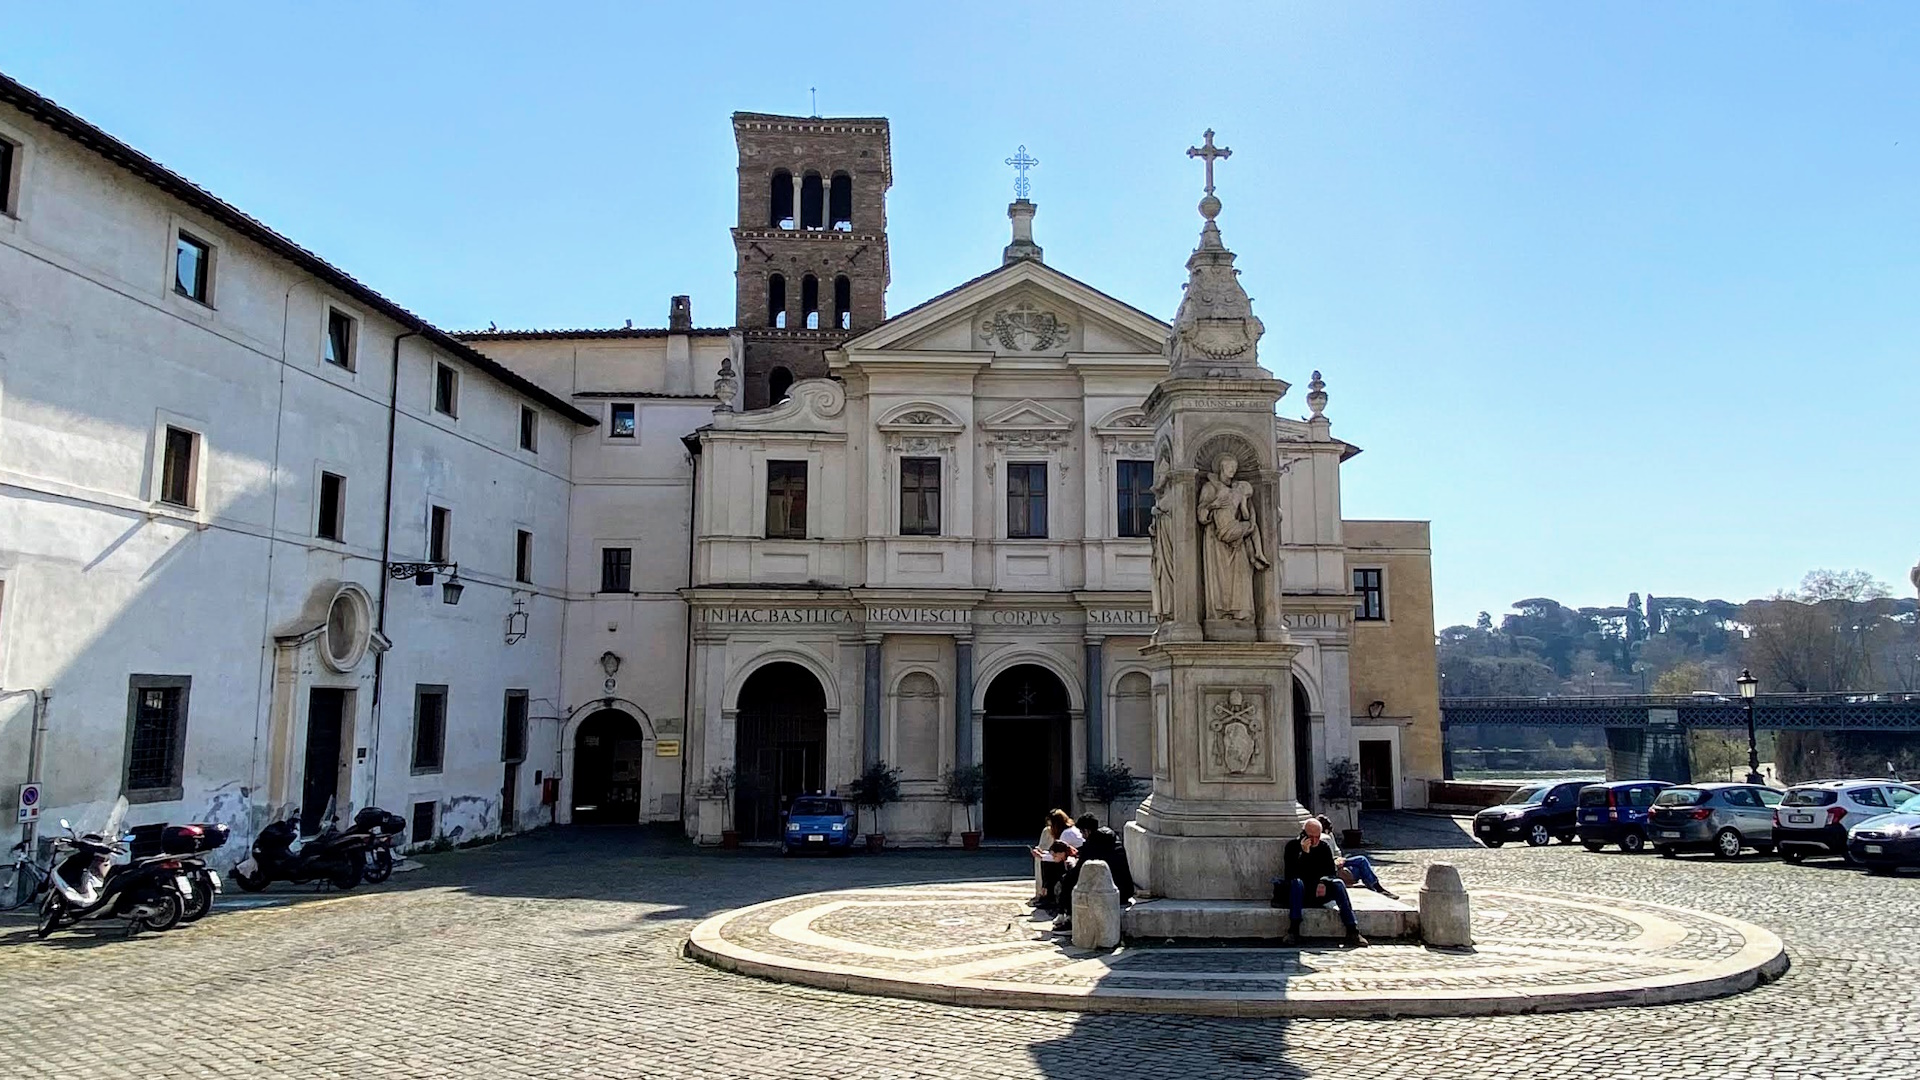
[1196,454,1269,622]
[1147,463,1178,622]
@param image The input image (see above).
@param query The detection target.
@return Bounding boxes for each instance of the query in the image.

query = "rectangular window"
[411,684,447,773]
[600,546,633,592]
[519,405,538,452]
[1116,459,1155,538]
[1007,462,1048,539]
[1353,568,1385,621]
[160,425,199,507]
[317,471,346,542]
[502,690,529,763]
[899,457,942,536]
[515,529,533,583]
[174,231,211,303]
[124,675,190,800]
[429,505,451,562]
[434,363,459,417]
[609,402,636,438]
[411,800,437,845]
[324,308,355,370]
[765,460,808,539]
[0,138,15,215]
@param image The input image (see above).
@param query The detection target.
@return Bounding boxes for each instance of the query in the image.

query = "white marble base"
[1124,891,1419,942]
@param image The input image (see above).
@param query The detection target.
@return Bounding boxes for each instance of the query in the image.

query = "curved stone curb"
[685,881,1788,1019]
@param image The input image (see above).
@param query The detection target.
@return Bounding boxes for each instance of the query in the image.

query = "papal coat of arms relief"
[1205,689,1265,777]
[980,300,1071,351]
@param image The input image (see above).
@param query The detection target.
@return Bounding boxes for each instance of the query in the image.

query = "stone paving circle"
[687,878,1788,1018]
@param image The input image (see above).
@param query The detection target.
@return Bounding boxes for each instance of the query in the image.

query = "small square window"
[609,403,636,438]
[519,406,538,452]
[434,363,459,417]
[429,505,451,563]
[174,232,211,303]
[1353,568,1385,622]
[317,471,346,542]
[124,675,190,801]
[0,138,16,215]
[160,425,199,508]
[324,308,356,370]
[412,684,447,773]
[600,547,633,593]
[515,529,533,584]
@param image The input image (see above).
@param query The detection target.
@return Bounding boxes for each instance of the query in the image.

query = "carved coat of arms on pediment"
[980,300,1070,351]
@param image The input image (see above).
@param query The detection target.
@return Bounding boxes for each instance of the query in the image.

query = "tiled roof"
[453,327,733,341]
[0,71,600,428]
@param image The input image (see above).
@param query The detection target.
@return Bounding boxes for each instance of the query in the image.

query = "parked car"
[1847,789,1920,875]
[1576,780,1672,852]
[1472,780,1592,848]
[1774,780,1920,862]
[782,795,857,855]
[1648,783,1782,858]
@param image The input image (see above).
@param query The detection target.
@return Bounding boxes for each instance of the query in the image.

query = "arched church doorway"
[572,709,646,825]
[1293,678,1314,811]
[735,663,827,842]
[981,665,1071,839]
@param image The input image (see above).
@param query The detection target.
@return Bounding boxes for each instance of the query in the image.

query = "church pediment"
[836,259,1169,361]
[980,398,1075,434]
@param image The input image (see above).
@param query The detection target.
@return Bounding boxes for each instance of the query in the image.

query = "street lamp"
[1736,668,1762,785]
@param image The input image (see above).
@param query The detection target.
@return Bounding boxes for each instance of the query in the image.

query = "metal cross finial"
[1005,145,1040,200]
[809,87,818,116]
[1187,128,1232,195]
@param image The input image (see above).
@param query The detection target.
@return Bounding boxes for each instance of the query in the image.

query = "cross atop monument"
[1005,145,1039,201]
[1187,129,1231,196]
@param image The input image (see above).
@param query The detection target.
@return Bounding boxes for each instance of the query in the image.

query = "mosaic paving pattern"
[688,880,1788,1017]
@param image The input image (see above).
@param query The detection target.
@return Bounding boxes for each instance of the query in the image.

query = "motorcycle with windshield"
[232,800,368,892]
[36,801,196,938]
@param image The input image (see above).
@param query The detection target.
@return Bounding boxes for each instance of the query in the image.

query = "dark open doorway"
[1292,678,1313,812]
[735,663,827,841]
[302,688,348,834]
[572,709,645,824]
[1359,739,1396,809]
[982,665,1072,839]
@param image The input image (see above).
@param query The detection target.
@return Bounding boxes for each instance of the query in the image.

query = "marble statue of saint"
[1148,466,1178,621]
[1195,455,1269,621]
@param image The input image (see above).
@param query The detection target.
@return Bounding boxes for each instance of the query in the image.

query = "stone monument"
[1124,131,1311,900]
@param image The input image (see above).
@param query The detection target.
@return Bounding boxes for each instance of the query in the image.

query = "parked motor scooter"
[161,822,230,921]
[231,805,369,892]
[37,816,196,938]
[346,807,408,884]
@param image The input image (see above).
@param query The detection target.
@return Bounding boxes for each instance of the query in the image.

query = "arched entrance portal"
[1293,678,1314,811]
[573,709,646,825]
[982,665,1071,839]
[736,663,827,842]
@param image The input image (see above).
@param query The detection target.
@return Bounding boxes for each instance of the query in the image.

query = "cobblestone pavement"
[1,814,1915,1078]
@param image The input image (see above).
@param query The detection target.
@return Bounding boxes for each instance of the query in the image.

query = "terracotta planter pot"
[720,830,740,850]
[865,833,886,853]
[961,831,981,851]
[1341,828,1363,849]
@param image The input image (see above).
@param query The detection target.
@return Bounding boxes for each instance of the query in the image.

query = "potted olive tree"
[695,765,740,848]
[849,760,903,853]
[1082,760,1146,825]
[943,763,986,850]
[1319,758,1366,848]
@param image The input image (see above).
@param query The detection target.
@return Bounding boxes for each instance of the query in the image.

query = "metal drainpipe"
[369,329,421,809]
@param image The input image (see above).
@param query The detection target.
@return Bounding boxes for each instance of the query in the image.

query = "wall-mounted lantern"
[387,561,462,605]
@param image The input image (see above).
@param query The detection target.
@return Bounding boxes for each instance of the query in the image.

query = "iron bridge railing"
[1441,692,1920,731]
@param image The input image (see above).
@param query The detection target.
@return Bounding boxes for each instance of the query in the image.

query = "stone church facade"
[0,71,1436,850]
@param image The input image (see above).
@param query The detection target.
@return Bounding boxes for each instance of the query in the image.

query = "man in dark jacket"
[1050,814,1135,930]
[1273,817,1366,947]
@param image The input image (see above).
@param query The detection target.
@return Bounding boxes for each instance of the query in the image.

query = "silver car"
[1647,782,1783,858]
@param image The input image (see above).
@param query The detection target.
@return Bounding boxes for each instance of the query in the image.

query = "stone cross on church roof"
[1187,128,1231,197]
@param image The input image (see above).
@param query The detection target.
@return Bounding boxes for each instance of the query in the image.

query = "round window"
[321,585,372,672]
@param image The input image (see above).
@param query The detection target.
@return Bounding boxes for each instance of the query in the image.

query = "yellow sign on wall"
[655,739,680,757]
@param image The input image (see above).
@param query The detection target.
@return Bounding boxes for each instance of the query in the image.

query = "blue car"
[1576,780,1671,852]
[783,795,857,854]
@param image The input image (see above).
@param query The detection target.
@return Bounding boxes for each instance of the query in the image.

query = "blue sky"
[7,2,1916,627]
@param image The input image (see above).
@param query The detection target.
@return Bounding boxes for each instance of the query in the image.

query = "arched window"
[768,366,794,403]
[829,173,853,231]
[800,172,824,230]
[833,275,852,331]
[769,171,794,229]
[801,274,819,330]
[767,273,786,328]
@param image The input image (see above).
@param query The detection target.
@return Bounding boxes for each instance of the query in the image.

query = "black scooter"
[231,812,369,892]
[348,807,408,884]
[36,818,194,938]
[161,822,230,921]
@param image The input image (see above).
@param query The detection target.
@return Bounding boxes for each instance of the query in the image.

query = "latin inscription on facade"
[1087,608,1155,627]
[698,608,852,624]
[865,607,968,625]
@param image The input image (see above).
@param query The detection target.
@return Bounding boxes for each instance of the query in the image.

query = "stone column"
[954,637,974,765]
[863,639,882,767]
[1084,637,1105,768]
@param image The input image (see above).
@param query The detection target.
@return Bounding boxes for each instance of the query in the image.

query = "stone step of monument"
[1123,890,1420,942]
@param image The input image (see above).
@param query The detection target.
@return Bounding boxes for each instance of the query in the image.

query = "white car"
[1773,779,1920,862]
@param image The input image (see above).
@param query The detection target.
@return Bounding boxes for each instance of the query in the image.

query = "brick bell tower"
[731,111,892,410]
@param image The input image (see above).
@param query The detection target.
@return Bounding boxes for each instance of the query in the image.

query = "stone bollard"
[1418,862,1472,947]
[1071,860,1123,950]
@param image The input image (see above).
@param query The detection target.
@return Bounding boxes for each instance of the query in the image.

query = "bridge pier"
[1604,712,1691,784]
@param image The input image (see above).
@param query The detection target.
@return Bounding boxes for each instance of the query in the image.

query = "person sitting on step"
[1049,813,1135,932]
[1313,813,1398,900]
[1273,817,1367,948]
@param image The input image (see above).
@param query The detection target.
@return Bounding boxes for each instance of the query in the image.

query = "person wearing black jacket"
[1272,818,1366,947]
[1049,814,1135,930]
